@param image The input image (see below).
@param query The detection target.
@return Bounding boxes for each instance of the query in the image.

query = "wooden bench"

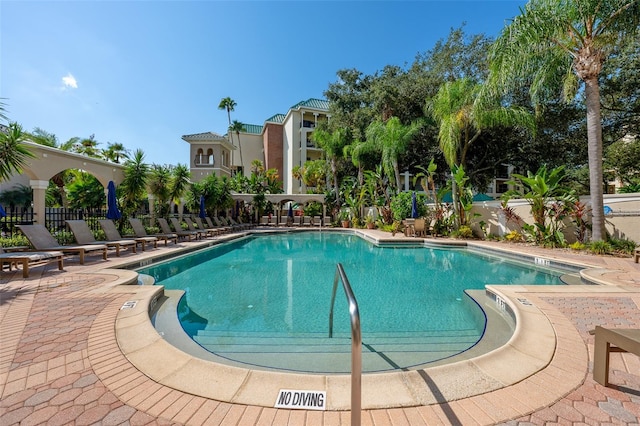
[593,326,640,386]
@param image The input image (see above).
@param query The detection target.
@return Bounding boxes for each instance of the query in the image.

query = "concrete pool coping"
[104,228,631,411]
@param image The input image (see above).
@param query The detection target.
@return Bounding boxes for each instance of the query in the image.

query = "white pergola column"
[30,180,49,225]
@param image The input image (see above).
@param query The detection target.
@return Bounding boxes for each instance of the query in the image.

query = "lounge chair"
[184,217,212,238]
[170,217,202,240]
[227,217,251,230]
[278,215,291,227]
[194,217,222,237]
[157,218,197,241]
[0,246,64,278]
[302,216,312,226]
[208,217,231,233]
[16,224,108,264]
[66,220,137,256]
[129,218,178,246]
[593,326,640,386]
[218,217,245,231]
[634,248,639,263]
[99,219,157,251]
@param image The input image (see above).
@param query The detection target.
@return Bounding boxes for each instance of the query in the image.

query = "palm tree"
[149,165,172,217]
[429,78,534,226]
[229,120,245,174]
[488,0,639,241]
[0,123,35,182]
[365,117,420,194]
[311,123,350,205]
[120,149,150,216]
[218,97,237,164]
[169,164,191,209]
[103,142,130,163]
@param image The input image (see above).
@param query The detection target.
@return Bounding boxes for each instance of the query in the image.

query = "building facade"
[183,98,330,194]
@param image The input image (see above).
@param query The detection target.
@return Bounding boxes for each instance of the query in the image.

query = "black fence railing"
[0,206,35,238]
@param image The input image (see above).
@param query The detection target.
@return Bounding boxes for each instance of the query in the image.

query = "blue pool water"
[139,232,563,372]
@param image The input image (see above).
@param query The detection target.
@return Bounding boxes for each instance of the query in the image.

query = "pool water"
[139,232,563,373]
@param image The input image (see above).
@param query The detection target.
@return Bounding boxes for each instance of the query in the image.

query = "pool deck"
[1,227,639,425]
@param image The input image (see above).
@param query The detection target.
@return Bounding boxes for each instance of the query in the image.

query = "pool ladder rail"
[328,263,362,426]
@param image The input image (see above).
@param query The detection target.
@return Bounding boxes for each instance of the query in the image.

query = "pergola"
[230,192,326,222]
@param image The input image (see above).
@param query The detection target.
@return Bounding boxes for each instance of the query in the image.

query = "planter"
[341,220,350,228]
[366,222,375,229]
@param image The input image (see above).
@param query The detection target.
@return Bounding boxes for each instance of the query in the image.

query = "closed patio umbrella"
[105,181,122,220]
[411,192,419,218]
[288,203,293,218]
[199,195,206,218]
[0,204,5,218]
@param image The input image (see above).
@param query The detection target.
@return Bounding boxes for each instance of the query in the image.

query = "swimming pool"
[139,232,564,373]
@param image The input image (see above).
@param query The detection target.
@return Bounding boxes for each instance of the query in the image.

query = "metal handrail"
[328,263,361,426]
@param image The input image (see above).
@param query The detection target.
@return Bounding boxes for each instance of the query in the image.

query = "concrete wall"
[469,193,640,243]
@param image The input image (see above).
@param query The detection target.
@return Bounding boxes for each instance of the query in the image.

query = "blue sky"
[1,0,527,166]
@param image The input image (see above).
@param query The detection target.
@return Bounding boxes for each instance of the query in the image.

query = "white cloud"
[62,73,78,89]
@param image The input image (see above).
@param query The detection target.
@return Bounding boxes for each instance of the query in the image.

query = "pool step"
[192,330,481,354]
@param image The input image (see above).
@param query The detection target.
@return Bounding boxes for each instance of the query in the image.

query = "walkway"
[1,229,639,425]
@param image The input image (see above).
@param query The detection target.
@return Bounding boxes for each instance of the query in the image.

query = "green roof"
[290,98,329,111]
[242,124,263,134]
[265,113,286,124]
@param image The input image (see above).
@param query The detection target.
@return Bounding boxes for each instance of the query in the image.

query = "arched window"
[207,149,214,165]
[196,148,204,165]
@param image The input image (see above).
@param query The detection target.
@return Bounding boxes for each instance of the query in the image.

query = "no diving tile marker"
[275,389,326,410]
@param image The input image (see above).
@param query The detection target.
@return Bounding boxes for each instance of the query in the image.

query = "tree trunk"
[584,77,605,241]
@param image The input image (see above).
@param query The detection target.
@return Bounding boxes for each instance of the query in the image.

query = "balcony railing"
[194,156,214,167]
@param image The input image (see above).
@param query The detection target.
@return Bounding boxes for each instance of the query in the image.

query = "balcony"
[194,156,214,167]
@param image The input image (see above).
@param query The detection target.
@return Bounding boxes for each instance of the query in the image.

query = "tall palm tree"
[429,78,534,226]
[120,149,150,216]
[149,165,172,217]
[488,0,639,241]
[0,123,35,182]
[311,123,350,205]
[229,120,245,174]
[218,97,237,164]
[365,117,420,194]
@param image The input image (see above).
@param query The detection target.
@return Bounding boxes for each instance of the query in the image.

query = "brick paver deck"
[1,230,639,425]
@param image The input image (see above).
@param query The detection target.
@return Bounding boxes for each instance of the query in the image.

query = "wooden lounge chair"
[16,224,108,265]
[593,326,640,386]
[66,220,137,256]
[208,217,231,233]
[169,217,202,240]
[413,218,426,237]
[129,218,177,246]
[183,217,212,239]
[0,246,64,278]
[194,217,222,237]
[99,219,157,251]
[157,218,197,241]
[634,248,639,263]
[227,217,251,230]
[218,217,245,231]
[302,216,312,226]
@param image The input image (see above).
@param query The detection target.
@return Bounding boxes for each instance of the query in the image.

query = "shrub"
[505,230,524,242]
[0,234,30,248]
[569,241,587,251]
[589,240,612,255]
[608,238,637,255]
[453,225,474,239]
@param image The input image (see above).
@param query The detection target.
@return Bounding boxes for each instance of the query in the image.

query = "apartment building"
[182,98,330,194]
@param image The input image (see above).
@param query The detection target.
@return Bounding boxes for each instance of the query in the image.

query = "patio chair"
[207,217,231,233]
[593,326,640,386]
[66,220,137,256]
[194,217,222,237]
[129,218,178,246]
[302,216,312,226]
[16,224,108,265]
[260,216,270,226]
[278,215,291,227]
[99,219,157,251]
[413,218,426,237]
[159,218,197,241]
[634,248,639,263]
[0,246,64,278]
[184,217,214,238]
